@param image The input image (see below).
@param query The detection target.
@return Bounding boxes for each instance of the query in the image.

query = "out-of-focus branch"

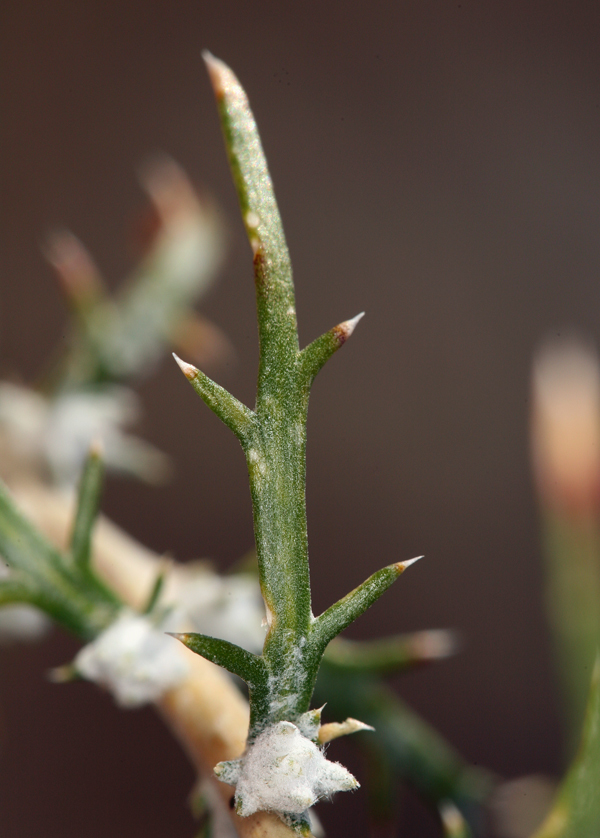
[10,479,299,838]
[531,337,600,750]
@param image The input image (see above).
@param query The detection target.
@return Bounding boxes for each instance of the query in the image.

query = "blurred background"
[2,1,600,835]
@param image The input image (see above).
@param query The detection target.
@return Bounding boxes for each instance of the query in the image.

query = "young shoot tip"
[172,352,198,380]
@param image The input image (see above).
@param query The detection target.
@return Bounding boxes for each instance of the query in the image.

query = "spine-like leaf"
[312,557,422,651]
[0,479,120,639]
[173,353,255,444]
[324,629,458,674]
[299,313,365,383]
[315,662,491,823]
[142,564,168,615]
[170,632,267,688]
[69,443,104,568]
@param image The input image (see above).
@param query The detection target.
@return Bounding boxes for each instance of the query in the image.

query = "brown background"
[2,1,600,835]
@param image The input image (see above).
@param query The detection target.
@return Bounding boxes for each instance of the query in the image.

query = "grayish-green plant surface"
[170,52,423,832]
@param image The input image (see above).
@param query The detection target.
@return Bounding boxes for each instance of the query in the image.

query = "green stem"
[69,441,104,568]
[177,56,416,745]
[203,53,312,730]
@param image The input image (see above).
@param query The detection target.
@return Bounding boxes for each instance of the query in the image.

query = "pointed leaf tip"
[202,51,233,100]
[318,717,375,744]
[342,311,365,337]
[333,311,365,346]
[172,352,198,380]
[166,632,188,644]
[395,555,424,574]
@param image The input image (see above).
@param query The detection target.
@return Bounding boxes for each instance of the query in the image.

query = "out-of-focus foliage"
[0,157,228,488]
[531,338,600,749]
[532,657,600,838]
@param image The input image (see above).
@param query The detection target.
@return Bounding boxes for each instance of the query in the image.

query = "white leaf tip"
[336,311,365,342]
[172,353,198,380]
[202,51,232,99]
[395,555,424,573]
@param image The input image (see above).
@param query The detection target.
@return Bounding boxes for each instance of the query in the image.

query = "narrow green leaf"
[312,557,422,651]
[173,353,255,445]
[69,442,104,567]
[0,576,39,606]
[540,510,600,752]
[299,313,365,384]
[533,655,600,838]
[324,629,458,675]
[315,662,491,824]
[0,479,119,639]
[0,479,65,577]
[142,564,168,615]
[169,632,267,687]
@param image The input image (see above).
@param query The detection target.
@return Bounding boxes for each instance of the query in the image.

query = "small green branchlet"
[172,53,421,830]
[0,445,121,640]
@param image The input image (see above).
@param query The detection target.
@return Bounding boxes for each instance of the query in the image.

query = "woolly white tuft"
[215,719,359,817]
[74,610,189,707]
[165,564,267,653]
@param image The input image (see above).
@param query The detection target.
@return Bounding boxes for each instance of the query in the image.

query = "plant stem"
[178,55,416,750]
[202,53,316,734]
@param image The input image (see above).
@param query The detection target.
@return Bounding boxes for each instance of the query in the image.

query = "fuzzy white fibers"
[74,610,188,707]
[216,720,358,817]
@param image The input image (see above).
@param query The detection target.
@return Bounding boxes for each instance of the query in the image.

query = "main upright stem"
[178,56,410,749]
[205,53,312,725]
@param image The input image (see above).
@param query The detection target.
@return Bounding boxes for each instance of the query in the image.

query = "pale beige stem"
[10,479,304,838]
